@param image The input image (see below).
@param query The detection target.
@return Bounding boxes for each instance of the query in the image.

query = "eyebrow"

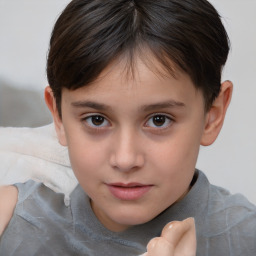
[71,101,111,111]
[141,100,185,112]
[71,99,185,112]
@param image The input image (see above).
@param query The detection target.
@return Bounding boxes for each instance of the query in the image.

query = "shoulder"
[207,184,256,246]
[0,181,43,237]
[195,177,256,254]
[0,185,18,236]
[208,183,256,213]
[196,170,256,216]
[0,181,69,236]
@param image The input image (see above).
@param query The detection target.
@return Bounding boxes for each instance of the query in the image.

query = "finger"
[161,218,195,245]
[146,237,174,256]
[161,218,196,256]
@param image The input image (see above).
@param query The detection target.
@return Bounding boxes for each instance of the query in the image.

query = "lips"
[107,183,153,201]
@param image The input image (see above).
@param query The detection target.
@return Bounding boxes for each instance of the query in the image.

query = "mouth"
[106,182,153,201]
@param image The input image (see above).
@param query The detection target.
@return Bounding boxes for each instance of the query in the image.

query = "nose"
[110,129,145,172]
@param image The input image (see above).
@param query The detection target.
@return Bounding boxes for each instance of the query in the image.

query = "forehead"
[96,50,182,84]
[61,55,203,111]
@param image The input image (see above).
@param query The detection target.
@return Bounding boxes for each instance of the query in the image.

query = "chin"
[111,208,157,227]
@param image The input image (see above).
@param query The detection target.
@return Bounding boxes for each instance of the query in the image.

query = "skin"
[0,186,18,235]
[0,56,232,255]
[145,217,196,256]
[45,57,232,232]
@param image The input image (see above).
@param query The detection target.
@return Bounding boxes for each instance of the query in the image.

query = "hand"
[142,218,196,256]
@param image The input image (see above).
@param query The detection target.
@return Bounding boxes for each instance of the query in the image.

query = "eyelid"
[81,112,108,119]
[146,112,175,121]
[81,113,111,129]
[144,113,174,129]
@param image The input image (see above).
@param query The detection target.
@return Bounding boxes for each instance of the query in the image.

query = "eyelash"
[81,114,111,130]
[81,113,174,131]
[144,113,174,130]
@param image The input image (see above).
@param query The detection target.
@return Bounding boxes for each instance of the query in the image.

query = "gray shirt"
[0,170,256,255]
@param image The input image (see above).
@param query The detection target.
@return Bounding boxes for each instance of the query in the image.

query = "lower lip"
[107,185,152,201]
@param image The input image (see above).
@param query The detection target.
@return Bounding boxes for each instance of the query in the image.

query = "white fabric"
[0,123,78,205]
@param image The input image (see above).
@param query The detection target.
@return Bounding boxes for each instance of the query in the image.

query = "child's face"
[56,57,207,232]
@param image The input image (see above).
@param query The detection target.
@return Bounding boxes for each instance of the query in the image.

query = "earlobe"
[44,86,67,146]
[201,81,233,146]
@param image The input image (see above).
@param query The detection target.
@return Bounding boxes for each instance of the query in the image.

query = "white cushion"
[0,123,78,205]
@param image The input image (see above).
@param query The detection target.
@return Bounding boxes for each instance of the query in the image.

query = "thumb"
[161,217,197,256]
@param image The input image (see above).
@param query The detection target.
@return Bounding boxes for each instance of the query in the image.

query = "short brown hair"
[47,0,230,116]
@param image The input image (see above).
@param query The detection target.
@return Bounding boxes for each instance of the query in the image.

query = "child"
[0,0,256,255]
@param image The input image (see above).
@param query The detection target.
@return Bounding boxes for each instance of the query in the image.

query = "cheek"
[66,134,107,180]
[150,128,201,185]
[152,142,198,203]
[153,134,200,169]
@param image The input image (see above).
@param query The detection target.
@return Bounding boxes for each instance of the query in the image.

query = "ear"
[44,86,67,146]
[201,81,233,146]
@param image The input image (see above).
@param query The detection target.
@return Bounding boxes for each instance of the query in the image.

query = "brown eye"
[145,114,172,128]
[85,115,110,127]
[91,116,105,126]
[152,115,166,126]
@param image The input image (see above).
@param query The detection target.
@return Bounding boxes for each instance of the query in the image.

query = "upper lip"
[107,182,151,187]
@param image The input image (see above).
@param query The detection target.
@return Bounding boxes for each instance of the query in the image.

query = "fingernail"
[151,240,156,248]
[168,223,174,229]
